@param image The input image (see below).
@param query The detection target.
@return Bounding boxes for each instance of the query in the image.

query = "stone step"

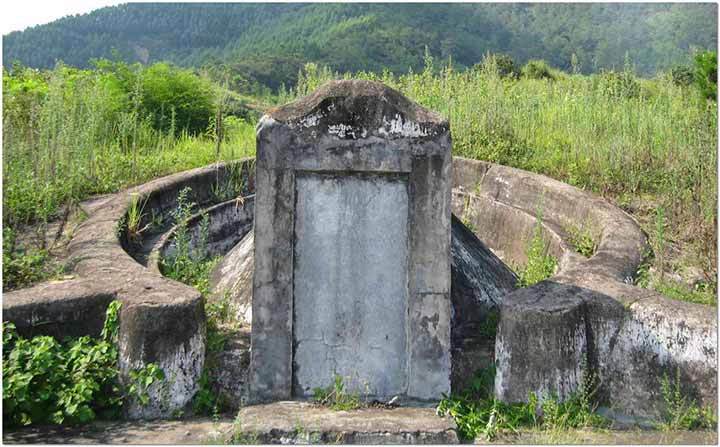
[233,401,458,444]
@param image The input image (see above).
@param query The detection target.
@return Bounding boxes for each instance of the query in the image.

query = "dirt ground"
[3,417,717,445]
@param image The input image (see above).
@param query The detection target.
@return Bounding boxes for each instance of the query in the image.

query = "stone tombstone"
[250,80,452,403]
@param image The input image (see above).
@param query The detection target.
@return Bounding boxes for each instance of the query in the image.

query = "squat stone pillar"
[249,80,452,403]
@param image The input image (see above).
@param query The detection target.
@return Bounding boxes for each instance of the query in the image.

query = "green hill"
[3,3,717,88]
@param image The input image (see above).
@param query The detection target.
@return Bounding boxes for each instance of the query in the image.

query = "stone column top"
[261,79,449,141]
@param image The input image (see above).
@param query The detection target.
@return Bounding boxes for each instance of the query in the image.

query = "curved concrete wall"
[4,159,255,419]
[451,158,716,419]
[3,156,715,420]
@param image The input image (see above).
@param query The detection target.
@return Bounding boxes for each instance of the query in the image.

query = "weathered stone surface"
[209,329,251,410]
[250,80,452,403]
[208,229,254,325]
[5,416,718,445]
[494,281,590,403]
[2,279,116,339]
[293,172,410,398]
[236,401,458,444]
[450,214,517,392]
[208,214,517,402]
[450,158,716,419]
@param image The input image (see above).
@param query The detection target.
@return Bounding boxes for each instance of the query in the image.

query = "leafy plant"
[127,363,165,407]
[659,369,717,430]
[3,301,124,426]
[565,223,597,258]
[694,50,717,101]
[161,187,219,296]
[312,374,362,411]
[478,310,499,339]
[521,60,556,81]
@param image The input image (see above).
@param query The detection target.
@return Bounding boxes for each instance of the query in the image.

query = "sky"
[1,0,123,34]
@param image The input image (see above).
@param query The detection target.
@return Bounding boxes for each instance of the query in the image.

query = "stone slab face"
[293,172,409,397]
[250,80,452,403]
[236,401,459,444]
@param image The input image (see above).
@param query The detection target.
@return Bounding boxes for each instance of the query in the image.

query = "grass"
[565,223,598,258]
[2,64,255,291]
[436,367,608,442]
[312,374,363,411]
[658,369,716,431]
[516,215,558,287]
[653,280,717,307]
[2,227,64,290]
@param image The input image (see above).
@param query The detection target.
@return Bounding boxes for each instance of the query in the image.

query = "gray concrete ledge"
[236,401,458,444]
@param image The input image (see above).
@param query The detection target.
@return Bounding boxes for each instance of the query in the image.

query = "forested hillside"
[3,3,717,89]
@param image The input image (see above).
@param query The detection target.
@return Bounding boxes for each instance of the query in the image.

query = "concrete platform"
[234,401,458,444]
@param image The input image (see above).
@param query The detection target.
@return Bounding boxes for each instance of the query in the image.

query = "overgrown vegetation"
[2,61,255,291]
[437,367,607,441]
[2,227,62,290]
[6,47,715,306]
[312,374,363,411]
[565,223,598,258]
[2,301,162,427]
[516,214,558,287]
[635,206,717,306]
[159,187,234,416]
[2,302,122,426]
[161,187,218,296]
[658,369,717,431]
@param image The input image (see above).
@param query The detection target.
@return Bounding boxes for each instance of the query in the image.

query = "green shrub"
[140,63,216,135]
[694,50,717,101]
[521,60,556,80]
[3,62,255,232]
[3,302,123,426]
[670,65,695,86]
[477,53,518,79]
[595,69,641,98]
[565,224,597,258]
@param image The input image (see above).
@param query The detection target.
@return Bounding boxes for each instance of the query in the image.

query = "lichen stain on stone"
[379,113,431,138]
[327,123,367,139]
[124,327,205,419]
